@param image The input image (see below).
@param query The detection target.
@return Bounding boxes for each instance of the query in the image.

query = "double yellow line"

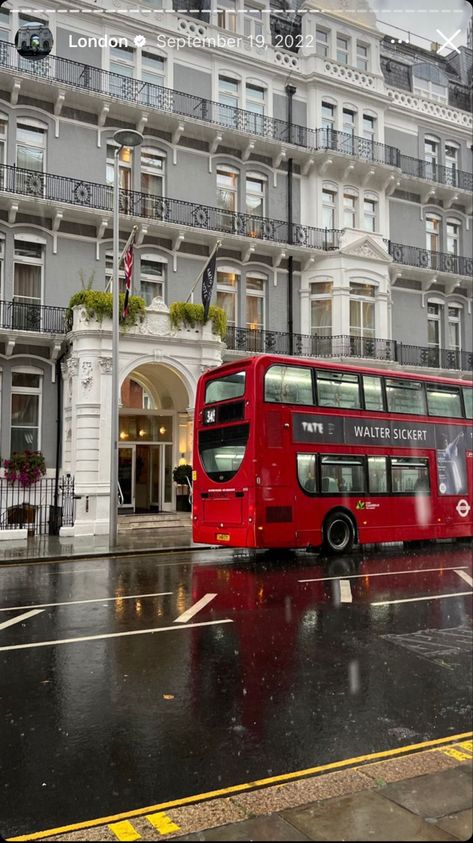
[8,731,473,841]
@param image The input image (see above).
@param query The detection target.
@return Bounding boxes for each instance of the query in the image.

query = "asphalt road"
[0,542,472,838]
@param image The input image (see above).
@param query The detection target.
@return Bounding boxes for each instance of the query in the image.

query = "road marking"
[108,820,141,841]
[0,608,44,631]
[339,580,352,603]
[299,565,468,583]
[146,812,180,835]
[0,592,172,613]
[441,747,472,761]
[455,569,473,587]
[9,732,472,842]
[0,618,232,652]
[174,593,217,624]
[372,591,472,606]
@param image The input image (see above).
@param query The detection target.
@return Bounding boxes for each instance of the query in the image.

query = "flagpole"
[185,239,221,303]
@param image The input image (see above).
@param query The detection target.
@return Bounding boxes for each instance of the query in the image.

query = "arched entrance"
[118,362,192,513]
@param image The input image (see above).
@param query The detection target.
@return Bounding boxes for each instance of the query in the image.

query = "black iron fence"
[0,475,75,535]
[224,327,473,372]
[0,300,67,333]
[1,41,470,189]
[388,242,473,277]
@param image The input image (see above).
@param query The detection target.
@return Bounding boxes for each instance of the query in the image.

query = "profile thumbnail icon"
[15,22,54,60]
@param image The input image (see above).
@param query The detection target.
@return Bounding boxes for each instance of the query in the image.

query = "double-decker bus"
[192,354,473,553]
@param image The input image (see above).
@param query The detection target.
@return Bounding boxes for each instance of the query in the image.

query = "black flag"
[201,249,217,322]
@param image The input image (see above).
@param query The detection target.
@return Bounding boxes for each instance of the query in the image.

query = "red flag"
[121,244,133,319]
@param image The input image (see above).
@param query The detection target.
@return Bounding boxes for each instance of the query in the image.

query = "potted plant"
[173,463,192,511]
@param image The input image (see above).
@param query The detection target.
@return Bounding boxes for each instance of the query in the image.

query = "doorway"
[119,443,173,512]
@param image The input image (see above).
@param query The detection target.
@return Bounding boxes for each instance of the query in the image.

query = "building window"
[10,370,42,453]
[140,256,166,305]
[448,305,461,366]
[105,252,126,294]
[217,269,239,327]
[141,148,165,217]
[246,173,266,236]
[0,238,3,300]
[106,143,132,191]
[445,143,458,186]
[427,301,442,366]
[217,0,237,32]
[357,42,369,70]
[216,165,238,231]
[363,197,377,232]
[322,187,336,229]
[245,83,265,133]
[0,113,7,168]
[243,4,263,39]
[310,280,332,354]
[246,273,265,332]
[342,108,355,137]
[363,114,375,143]
[139,52,166,106]
[350,282,375,349]
[0,6,10,42]
[109,44,135,97]
[218,75,239,126]
[424,137,439,179]
[414,78,447,103]
[16,121,46,173]
[426,214,440,253]
[446,220,459,255]
[336,35,349,64]
[343,191,357,228]
[321,101,335,133]
[13,239,43,329]
[315,28,329,57]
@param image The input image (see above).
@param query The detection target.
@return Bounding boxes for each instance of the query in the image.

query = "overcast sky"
[372,0,471,48]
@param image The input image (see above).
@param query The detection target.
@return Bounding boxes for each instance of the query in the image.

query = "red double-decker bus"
[192,355,473,553]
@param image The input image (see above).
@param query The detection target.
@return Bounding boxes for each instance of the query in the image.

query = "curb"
[0,544,213,568]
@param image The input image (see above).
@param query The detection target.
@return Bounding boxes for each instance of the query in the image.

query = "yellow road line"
[108,820,141,841]
[8,731,472,842]
[146,813,181,835]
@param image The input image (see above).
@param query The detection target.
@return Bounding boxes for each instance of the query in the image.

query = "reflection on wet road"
[0,543,471,837]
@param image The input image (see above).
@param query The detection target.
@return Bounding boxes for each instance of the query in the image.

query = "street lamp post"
[109,129,143,548]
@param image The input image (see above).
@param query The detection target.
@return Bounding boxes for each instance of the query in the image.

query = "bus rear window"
[205,371,245,404]
[198,423,249,482]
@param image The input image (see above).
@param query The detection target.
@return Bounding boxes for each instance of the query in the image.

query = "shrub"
[65,290,146,332]
[172,464,192,485]
[169,302,227,339]
[3,451,46,487]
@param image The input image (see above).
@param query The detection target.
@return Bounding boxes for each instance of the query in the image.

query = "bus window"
[264,365,313,405]
[463,387,473,419]
[426,385,462,418]
[391,458,430,494]
[385,378,426,415]
[363,375,384,411]
[317,370,361,409]
[198,423,249,482]
[205,371,245,404]
[320,455,365,493]
[368,456,388,493]
[297,453,317,494]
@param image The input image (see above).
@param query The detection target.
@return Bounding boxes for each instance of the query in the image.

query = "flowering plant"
[3,451,46,487]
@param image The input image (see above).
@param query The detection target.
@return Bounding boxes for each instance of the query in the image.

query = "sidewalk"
[0,526,195,566]
[10,739,472,841]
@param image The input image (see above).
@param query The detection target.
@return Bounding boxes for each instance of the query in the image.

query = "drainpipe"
[52,344,68,535]
[286,84,296,355]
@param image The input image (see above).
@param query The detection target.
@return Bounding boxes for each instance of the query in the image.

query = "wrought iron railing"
[1,41,471,188]
[400,155,473,192]
[0,163,340,251]
[389,242,473,277]
[0,299,67,333]
[224,327,473,372]
[0,475,75,535]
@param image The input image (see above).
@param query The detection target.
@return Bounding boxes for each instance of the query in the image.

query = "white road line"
[299,565,468,584]
[0,592,172,613]
[0,608,44,631]
[340,580,352,603]
[174,593,217,624]
[0,618,233,652]
[372,591,473,606]
[455,569,473,587]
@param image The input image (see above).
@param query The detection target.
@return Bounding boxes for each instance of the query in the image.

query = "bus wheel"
[323,511,355,555]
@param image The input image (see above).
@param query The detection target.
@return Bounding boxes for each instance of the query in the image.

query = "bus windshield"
[198,423,249,482]
[205,371,246,404]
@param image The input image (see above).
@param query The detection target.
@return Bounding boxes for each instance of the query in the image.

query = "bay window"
[350,282,375,354]
[363,196,377,232]
[315,28,329,57]
[310,280,332,355]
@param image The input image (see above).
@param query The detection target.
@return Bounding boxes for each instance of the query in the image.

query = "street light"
[110,128,143,547]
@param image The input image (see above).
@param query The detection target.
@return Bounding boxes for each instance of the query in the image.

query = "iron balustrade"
[0,163,340,251]
[224,327,472,372]
[389,241,473,277]
[400,155,473,192]
[11,41,473,179]
[0,299,67,333]
[0,475,75,535]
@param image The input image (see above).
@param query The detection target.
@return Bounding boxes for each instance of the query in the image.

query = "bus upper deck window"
[426,385,462,418]
[205,371,245,404]
[265,365,313,405]
[317,370,361,409]
[363,375,384,411]
[462,387,473,419]
[386,378,426,415]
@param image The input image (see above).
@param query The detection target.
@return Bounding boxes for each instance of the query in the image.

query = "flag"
[121,243,133,320]
[201,249,217,322]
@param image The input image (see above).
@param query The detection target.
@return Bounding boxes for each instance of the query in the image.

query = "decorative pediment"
[340,235,392,263]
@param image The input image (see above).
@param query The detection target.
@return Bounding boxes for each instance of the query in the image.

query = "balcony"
[0,163,340,253]
[389,242,473,278]
[224,326,473,373]
[1,43,472,193]
[0,300,67,334]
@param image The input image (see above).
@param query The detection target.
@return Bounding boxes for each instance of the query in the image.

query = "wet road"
[0,543,472,837]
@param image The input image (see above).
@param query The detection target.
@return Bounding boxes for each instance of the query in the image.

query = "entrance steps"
[118,512,191,532]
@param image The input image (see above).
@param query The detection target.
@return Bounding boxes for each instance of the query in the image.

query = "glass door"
[118,445,135,509]
[150,444,174,511]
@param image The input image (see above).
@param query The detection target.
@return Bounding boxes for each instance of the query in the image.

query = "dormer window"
[413,63,448,103]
